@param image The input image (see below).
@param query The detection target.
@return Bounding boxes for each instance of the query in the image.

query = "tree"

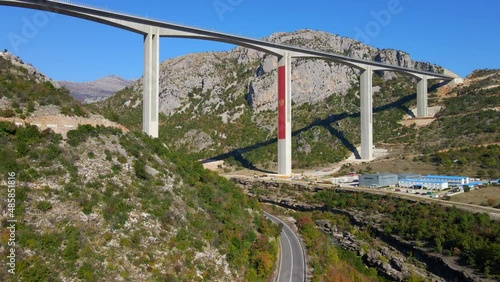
[133,158,149,180]
[464,185,471,193]
[487,169,498,179]
[27,101,35,113]
[477,169,486,179]
[434,237,443,254]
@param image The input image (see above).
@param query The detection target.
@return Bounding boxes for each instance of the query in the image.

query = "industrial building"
[423,175,469,185]
[398,178,449,190]
[360,173,475,190]
[460,181,484,189]
[359,173,398,188]
[398,173,421,180]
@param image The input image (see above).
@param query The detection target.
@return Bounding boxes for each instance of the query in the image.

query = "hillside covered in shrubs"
[0,122,280,281]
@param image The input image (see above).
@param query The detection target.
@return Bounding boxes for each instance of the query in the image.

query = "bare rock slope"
[59,75,135,104]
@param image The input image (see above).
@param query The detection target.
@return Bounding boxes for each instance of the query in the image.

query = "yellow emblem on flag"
[279,98,285,107]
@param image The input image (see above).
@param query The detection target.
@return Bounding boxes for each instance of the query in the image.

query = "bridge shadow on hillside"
[206,93,417,170]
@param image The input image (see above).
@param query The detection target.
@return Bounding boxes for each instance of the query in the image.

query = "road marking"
[266,213,284,282]
[281,227,294,282]
[277,228,284,282]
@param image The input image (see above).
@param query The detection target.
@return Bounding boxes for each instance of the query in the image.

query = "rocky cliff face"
[128,29,449,116]
[59,75,135,104]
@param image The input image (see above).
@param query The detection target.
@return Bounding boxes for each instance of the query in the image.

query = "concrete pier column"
[416,76,428,118]
[360,66,373,160]
[277,51,292,175]
[143,28,160,138]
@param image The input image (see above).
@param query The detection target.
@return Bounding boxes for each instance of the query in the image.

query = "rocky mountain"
[95,29,465,169]
[59,75,135,104]
[0,50,128,135]
[0,50,90,120]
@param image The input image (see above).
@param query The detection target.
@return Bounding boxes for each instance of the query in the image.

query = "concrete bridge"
[0,0,455,175]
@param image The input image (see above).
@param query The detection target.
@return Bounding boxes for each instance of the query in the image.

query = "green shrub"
[77,262,95,281]
[112,164,121,173]
[16,124,42,144]
[27,101,35,113]
[60,106,72,116]
[19,261,53,282]
[0,148,18,173]
[36,201,52,212]
[0,108,15,117]
[62,226,80,262]
[67,125,98,146]
[0,121,17,135]
[133,158,149,180]
[45,144,61,160]
[117,154,127,163]
[16,141,29,157]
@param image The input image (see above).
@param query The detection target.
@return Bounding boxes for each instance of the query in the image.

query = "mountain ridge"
[59,75,135,104]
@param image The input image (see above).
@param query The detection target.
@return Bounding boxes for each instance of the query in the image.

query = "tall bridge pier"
[277,51,292,175]
[143,28,160,138]
[417,76,429,118]
[360,66,374,161]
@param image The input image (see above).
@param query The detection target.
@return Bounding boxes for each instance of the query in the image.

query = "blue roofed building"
[423,175,469,185]
[489,179,500,185]
[462,181,484,189]
[398,178,449,190]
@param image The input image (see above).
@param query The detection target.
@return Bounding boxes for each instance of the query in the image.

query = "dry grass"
[352,158,441,175]
[451,186,500,207]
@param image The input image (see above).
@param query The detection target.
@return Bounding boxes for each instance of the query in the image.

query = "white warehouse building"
[398,178,449,190]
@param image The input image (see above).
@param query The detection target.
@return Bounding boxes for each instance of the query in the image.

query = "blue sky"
[0,0,499,82]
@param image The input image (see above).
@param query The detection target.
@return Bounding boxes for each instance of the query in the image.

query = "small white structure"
[398,178,448,191]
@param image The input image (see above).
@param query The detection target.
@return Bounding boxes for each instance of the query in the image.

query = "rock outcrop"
[317,219,444,282]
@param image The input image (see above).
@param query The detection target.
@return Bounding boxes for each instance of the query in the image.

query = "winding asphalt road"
[264,212,306,282]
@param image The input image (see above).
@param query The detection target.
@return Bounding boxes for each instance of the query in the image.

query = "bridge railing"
[49,0,151,19]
